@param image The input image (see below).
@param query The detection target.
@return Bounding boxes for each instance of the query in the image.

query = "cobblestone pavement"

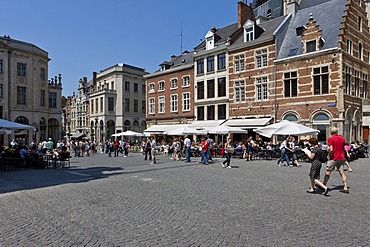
[0,152,369,246]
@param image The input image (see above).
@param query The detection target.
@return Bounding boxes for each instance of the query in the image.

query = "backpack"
[318,148,328,163]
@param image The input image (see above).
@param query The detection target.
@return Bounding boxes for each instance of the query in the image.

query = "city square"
[1,152,369,246]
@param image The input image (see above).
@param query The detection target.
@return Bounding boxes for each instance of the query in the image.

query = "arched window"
[283,114,298,122]
[124,120,131,131]
[359,42,363,61]
[133,120,140,132]
[15,116,29,124]
[313,113,329,121]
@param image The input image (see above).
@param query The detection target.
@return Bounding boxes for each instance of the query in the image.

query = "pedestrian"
[221,138,233,168]
[144,138,152,160]
[123,140,129,157]
[323,127,350,194]
[114,140,119,157]
[184,135,192,163]
[150,136,157,164]
[108,140,113,157]
[277,136,291,166]
[207,136,214,163]
[200,137,209,165]
[302,138,330,195]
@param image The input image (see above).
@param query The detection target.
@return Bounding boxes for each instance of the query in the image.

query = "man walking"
[206,136,214,163]
[323,127,349,194]
[184,136,192,163]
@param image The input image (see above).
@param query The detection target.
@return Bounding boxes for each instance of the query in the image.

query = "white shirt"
[184,138,191,148]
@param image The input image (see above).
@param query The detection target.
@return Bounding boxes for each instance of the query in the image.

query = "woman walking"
[303,138,329,195]
[221,138,233,168]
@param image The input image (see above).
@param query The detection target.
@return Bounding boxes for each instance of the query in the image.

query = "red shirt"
[328,134,345,160]
[200,141,209,152]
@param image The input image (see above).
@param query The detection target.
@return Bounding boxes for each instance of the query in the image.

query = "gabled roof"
[193,23,239,51]
[276,0,347,60]
[229,15,288,52]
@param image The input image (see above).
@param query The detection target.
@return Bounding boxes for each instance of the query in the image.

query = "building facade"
[0,35,63,144]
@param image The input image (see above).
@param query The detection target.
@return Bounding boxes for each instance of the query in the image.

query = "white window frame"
[158,81,165,91]
[158,96,165,113]
[182,92,190,111]
[256,49,268,68]
[170,78,178,89]
[234,54,245,73]
[148,98,155,114]
[182,75,190,87]
[362,73,368,99]
[170,94,178,112]
[347,40,353,55]
[234,80,246,103]
[148,83,155,93]
[256,77,269,101]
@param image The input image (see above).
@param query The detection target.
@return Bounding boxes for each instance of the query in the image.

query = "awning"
[188,120,227,128]
[70,132,85,138]
[224,118,273,129]
[144,124,190,135]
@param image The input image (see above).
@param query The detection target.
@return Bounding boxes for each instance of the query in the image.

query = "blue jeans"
[277,149,290,165]
[222,152,231,167]
[201,151,208,164]
[185,147,191,162]
[207,149,213,161]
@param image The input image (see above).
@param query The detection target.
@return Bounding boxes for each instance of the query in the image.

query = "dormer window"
[148,83,155,93]
[306,40,317,53]
[243,20,255,42]
[205,28,217,50]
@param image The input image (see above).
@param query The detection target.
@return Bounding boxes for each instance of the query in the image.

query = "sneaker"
[227,166,232,168]
[150,162,154,164]
[289,165,293,167]
[221,163,226,168]
[124,156,127,157]
[339,189,349,194]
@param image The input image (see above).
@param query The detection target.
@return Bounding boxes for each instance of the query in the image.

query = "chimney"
[171,55,176,61]
[238,0,255,28]
[286,0,299,17]
[93,72,97,84]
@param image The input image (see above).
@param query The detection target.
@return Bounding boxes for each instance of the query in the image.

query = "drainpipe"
[7,50,11,120]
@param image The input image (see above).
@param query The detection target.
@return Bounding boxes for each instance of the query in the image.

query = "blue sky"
[1,0,252,96]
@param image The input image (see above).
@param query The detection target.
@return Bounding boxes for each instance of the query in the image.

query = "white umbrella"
[181,127,203,135]
[111,133,121,137]
[120,130,144,137]
[207,125,247,135]
[255,120,320,138]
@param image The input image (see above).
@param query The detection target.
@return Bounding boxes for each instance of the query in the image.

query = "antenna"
[176,21,183,54]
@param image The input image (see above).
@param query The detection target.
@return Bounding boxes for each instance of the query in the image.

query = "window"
[313,66,329,95]
[49,92,57,108]
[207,56,214,72]
[0,59,3,74]
[207,105,215,120]
[134,83,138,93]
[100,97,103,112]
[284,71,298,97]
[345,66,351,95]
[182,76,190,87]
[170,94,178,112]
[40,90,45,106]
[142,84,146,96]
[125,98,130,112]
[234,54,245,73]
[234,80,246,103]
[17,63,26,76]
[218,77,226,97]
[284,114,298,122]
[17,87,26,104]
[359,42,363,61]
[0,84,3,98]
[149,83,155,93]
[218,104,226,120]
[256,77,268,101]
[245,26,254,42]
[182,92,190,111]
[256,49,268,68]
[358,16,362,32]
[170,78,178,89]
[347,40,353,55]
[197,81,204,100]
[125,81,130,91]
[91,100,94,113]
[306,40,317,53]
[362,74,368,99]
[217,53,226,70]
[158,97,165,113]
[197,106,205,120]
[148,98,155,114]
[111,81,114,90]
[108,97,114,111]
[355,70,360,97]
[40,68,45,80]
[207,79,215,98]
[158,81,165,91]
[142,100,146,113]
[134,99,139,112]
[197,58,204,75]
